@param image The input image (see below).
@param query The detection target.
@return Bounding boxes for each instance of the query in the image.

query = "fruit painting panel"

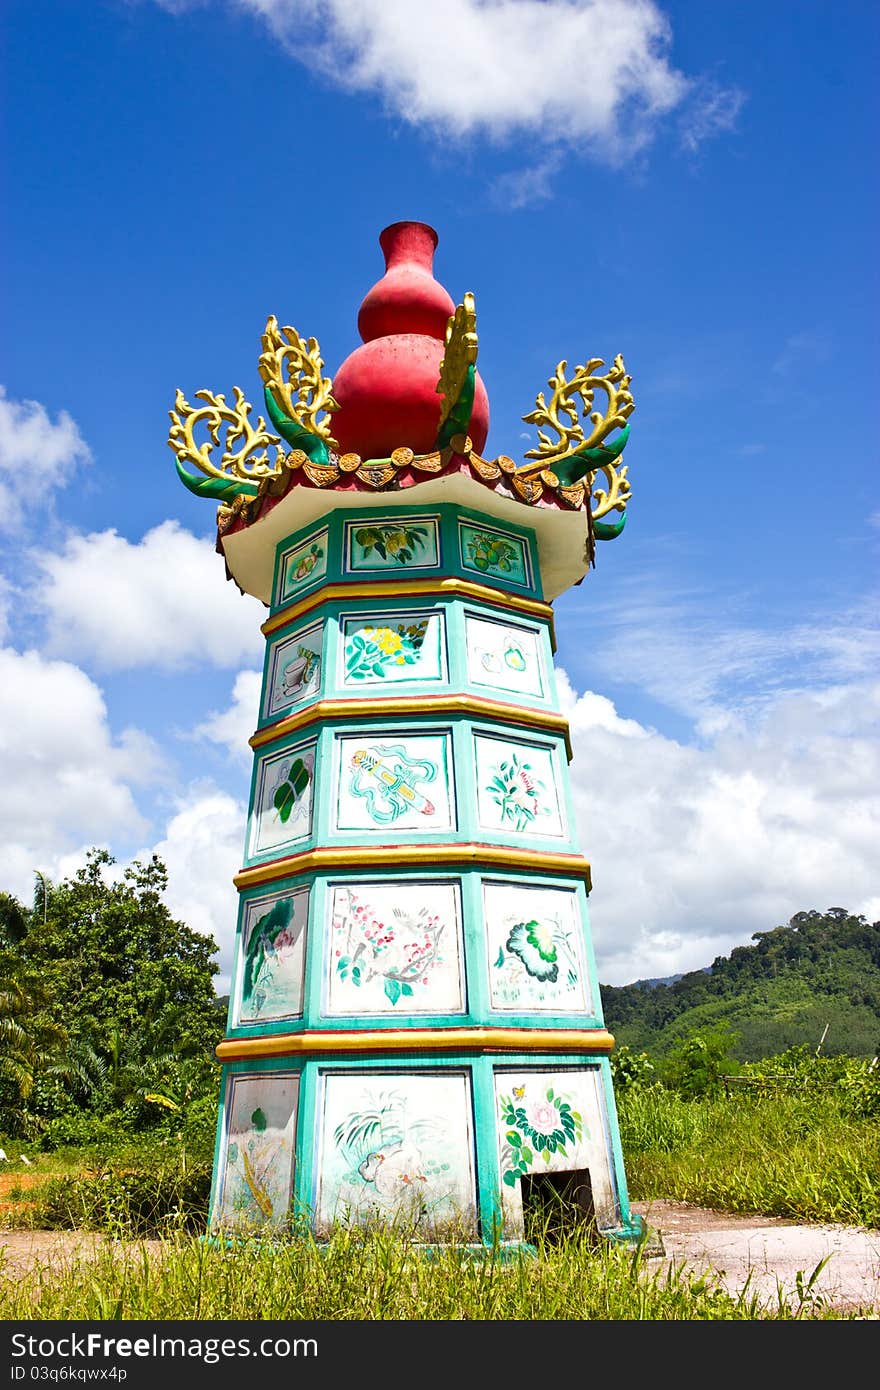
[264,623,323,719]
[327,880,465,1015]
[214,1072,299,1233]
[335,732,455,833]
[249,742,316,857]
[494,1068,618,1237]
[341,609,445,687]
[277,528,328,603]
[236,887,309,1025]
[459,522,530,588]
[483,882,590,1013]
[345,517,440,572]
[315,1072,478,1237]
[474,733,565,839]
[465,615,545,699]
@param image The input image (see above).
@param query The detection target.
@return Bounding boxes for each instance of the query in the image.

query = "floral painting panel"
[459,523,530,588]
[250,742,316,857]
[494,1068,618,1236]
[484,882,589,1012]
[316,1072,477,1237]
[265,623,323,719]
[278,529,328,602]
[237,888,309,1025]
[335,733,455,833]
[327,881,464,1015]
[346,518,440,572]
[214,1072,298,1232]
[341,610,445,687]
[474,734,565,839]
[465,616,545,699]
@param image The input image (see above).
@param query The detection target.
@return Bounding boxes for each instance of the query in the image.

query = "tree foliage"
[0,849,223,1138]
[601,908,880,1062]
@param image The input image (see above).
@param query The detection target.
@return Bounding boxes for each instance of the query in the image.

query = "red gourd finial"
[331,221,490,462]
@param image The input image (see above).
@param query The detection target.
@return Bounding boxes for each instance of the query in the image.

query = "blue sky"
[2,0,877,990]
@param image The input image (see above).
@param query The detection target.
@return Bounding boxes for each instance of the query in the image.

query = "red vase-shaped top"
[331,221,490,461]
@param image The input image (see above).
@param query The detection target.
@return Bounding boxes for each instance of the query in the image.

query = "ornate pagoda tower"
[169,221,643,1248]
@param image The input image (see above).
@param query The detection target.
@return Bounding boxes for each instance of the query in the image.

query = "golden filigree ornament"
[521,354,634,468]
[591,458,632,521]
[437,292,478,432]
[258,315,339,447]
[167,386,287,485]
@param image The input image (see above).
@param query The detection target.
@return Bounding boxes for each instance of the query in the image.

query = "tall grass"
[2,1066,876,1321]
[0,1226,845,1321]
[617,1086,880,1228]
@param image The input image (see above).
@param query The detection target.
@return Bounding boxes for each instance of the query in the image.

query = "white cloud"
[0,646,165,899]
[0,387,91,531]
[556,668,880,985]
[490,151,564,210]
[226,0,697,157]
[35,520,265,671]
[679,81,746,153]
[147,787,248,992]
[199,669,263,765]
[577,576,880,735]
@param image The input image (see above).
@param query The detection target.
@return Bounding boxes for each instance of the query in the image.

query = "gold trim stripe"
[250,694,572,758]
[217,1027,615,1061]
[234,843,592,892]
[262,577,556,644]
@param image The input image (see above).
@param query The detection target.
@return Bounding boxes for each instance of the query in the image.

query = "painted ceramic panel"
[237,887,309,1025]
[327,881,464,1014]
[214,1072,298,1231]
[465,615,545,700]
[341,609,445,687]
[459,522,530,588]
[264,622,323,719]
[494,1068,617,1235]
[316,1072,477,1236]
[278,528,328,602]
[250,741,316,857]
[474,734,565,839]
[335,733,455,832]
[345,517,440,572]
[484,882,589,1013]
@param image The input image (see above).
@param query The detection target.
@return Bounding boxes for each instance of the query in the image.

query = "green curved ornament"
[549,423,630,487]
[263,387,330,465]
[435,363,476,451]
[593,513,627,541]
[174,457,260,502]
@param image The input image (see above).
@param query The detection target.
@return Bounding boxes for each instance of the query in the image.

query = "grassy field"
[1,1071,877,1322]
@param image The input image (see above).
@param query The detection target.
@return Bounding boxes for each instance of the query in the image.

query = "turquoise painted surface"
[270,504,542,611]
[345,517,441,573]
[213,496,637,1245]
[263,621,323,720]
[236,886,309,1025]
[211,1054,630,1242]
[213,1071,299,1232]
[278,528,328,603]
[341,608,445,686]
[258,594,555,727]
[459,521,530,588]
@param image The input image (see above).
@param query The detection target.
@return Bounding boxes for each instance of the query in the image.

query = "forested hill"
[600,908,880,1062]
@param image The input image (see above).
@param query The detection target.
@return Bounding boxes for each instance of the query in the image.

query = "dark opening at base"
[521,1169,597,1246]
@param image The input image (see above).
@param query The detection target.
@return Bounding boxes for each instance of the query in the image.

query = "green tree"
[1,850,223,1134]
[663,1025,740,1099]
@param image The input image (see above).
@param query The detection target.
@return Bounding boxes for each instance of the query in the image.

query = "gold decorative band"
[262,577,556,644]
[234,843,592,893]
[250,694,572,758]
[217,1027,615,1062]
